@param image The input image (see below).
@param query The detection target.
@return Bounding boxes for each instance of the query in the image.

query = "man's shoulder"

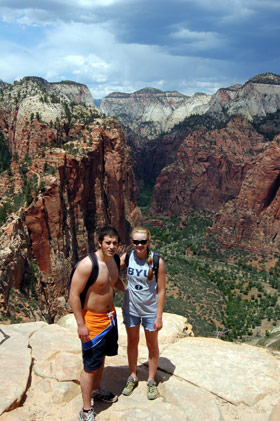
[78,255,95,273]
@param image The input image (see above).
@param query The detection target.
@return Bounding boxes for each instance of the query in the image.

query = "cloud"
[0,0,279,98]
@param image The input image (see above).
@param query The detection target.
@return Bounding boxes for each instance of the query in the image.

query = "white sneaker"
[78,407,95,421]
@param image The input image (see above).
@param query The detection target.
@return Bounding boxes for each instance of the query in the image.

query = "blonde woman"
[120,226,166,400]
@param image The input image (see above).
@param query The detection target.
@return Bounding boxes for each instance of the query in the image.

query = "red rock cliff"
[211,138,280,255]
[150,117,266,215]
[0,80,140,320]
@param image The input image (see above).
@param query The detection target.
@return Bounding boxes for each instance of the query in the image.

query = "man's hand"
[78,324,90,342]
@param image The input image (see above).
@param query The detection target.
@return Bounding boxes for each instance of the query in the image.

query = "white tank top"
[122,249,158,317]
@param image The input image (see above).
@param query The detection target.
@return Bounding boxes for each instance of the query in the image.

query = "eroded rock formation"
[0,78,140,322]
[211,139,280,255]
[100,87,211,140]
[151,117,266,214]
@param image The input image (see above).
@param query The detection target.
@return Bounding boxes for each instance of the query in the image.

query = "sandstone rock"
[211,140,280,254]
[0,321,46,414]
[0,310,279,421]
[159,337,280,406]
[151,117,265,215]
[269,398,280,421]
[100,88,211,140]
[29,323,82,381]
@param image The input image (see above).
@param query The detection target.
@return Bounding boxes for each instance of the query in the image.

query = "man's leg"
[80,357,105,410]
[92,356,105,390]
[80,369,96,410]
[144,329,159,381]
[126,325,140,378]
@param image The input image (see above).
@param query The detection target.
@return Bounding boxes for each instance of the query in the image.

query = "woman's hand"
[153,317,163,331]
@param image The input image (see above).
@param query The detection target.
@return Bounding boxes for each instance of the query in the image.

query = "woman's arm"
[120,252,127,268]
[112,253,127,291]
[154,257,166,331]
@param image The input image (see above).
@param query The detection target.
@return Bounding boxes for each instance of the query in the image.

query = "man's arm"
[69,258,92,341]
[154,257,166,331]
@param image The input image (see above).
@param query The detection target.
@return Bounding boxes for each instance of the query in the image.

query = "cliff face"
[151,117,266,214]
[100,87,211,140]
[0,78,140,321]
[0,77,96,160]
[100,73,280,144]
[147,75,280,255]
[208,73,280,121]
[211,139,280,255]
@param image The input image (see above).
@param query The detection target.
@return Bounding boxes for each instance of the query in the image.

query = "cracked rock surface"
[0,310,279,421]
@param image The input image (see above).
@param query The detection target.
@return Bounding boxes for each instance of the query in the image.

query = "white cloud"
[0,0,279,98]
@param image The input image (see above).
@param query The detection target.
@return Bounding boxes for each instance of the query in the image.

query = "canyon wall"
[100,73,280,256]
[0,77,140,321]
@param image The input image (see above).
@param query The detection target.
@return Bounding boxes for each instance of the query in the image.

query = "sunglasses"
[132,240,148,245]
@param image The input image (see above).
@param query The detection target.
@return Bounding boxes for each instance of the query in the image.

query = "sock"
[92,388,100,394]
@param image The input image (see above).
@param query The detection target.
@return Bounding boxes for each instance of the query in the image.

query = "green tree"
[0,130,11,173]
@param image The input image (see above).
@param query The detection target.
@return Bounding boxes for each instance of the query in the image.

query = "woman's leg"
[126,325,140,378]
[144,329,159,381]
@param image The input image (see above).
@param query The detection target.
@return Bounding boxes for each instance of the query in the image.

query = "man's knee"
[83,369,96,376]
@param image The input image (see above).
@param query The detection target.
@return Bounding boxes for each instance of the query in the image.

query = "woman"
[120,226,166,400]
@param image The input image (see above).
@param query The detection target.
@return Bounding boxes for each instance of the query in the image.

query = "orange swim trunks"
[82,306,117,350]
[81,307,118,370]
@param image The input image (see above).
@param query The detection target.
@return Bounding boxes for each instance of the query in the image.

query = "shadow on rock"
[94,359,176,415]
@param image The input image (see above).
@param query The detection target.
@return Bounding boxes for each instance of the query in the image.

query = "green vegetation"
[173,112,229,134]
[252,109,280,140]
[143,212,280,340]
[137,182,154,207]
[0,130,11,173]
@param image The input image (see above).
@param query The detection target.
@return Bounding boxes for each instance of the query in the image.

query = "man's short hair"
[98,226,120,243]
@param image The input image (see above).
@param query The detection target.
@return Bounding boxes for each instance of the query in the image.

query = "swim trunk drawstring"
[107,310,115,325]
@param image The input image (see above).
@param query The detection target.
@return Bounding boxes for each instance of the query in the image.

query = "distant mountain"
[94,98,102,107]
[100,72,280,141]
[100,87,211,139]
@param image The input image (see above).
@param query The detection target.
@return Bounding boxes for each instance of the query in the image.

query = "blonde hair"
[131,226,153,281]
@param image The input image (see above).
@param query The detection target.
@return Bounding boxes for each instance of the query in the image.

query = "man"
[69,226,125,421]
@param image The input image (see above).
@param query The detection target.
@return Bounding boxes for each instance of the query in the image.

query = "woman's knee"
[127,335,139,348]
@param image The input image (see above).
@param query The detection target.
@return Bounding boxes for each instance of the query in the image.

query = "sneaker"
[78,407,95,421]
[147,380,158,400]
[122,376,139,396]
[92,387,118,403]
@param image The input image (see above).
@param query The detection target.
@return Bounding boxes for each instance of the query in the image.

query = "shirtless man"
[69,226,125,421]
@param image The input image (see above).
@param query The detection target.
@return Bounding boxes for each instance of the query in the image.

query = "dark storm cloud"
[0,0,279,97]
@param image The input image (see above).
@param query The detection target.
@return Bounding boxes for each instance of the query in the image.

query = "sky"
[0,0,279,99]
